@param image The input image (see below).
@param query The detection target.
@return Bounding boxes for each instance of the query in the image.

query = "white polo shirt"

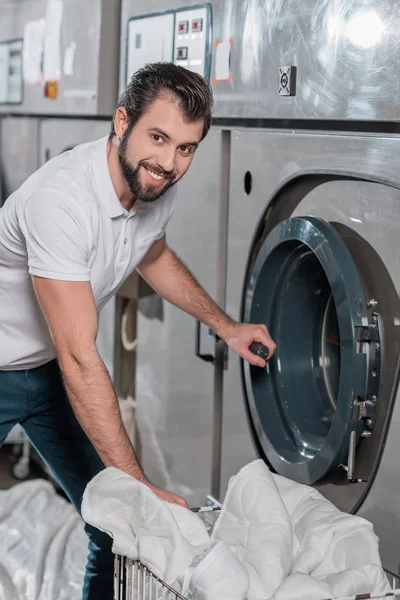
[0,136,176,370]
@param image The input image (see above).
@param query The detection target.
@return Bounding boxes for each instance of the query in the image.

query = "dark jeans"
[0,359,113,599]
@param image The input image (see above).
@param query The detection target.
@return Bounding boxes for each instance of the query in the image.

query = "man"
[0,63,275,598]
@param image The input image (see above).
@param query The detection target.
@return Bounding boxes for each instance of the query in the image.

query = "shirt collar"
[93,136,154,219]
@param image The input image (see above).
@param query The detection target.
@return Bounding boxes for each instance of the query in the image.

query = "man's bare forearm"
[138,246,235,338]
[59,350,144,480]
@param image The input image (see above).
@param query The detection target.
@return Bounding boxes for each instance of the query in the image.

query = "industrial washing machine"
[126,0,400,581]
[220,129,400,578]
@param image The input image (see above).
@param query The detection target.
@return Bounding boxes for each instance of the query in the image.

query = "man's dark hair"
[110,62,213,141]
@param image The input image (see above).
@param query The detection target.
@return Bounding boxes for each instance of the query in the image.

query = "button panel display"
[176,47,188,60]
[192,18,203,32]
[174,6,210,78]
[178,20,189,34]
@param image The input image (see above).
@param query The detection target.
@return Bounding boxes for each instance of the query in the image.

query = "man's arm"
[32,276,187,506]
[137,237,276,367]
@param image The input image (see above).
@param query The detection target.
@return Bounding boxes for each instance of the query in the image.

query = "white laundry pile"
[82,459,390,600]
[0,479,86,600]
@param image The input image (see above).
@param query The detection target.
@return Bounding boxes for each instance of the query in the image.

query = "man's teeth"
[146,168,164,181]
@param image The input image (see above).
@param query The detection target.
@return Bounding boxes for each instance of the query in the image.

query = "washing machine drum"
[242,216,381,486]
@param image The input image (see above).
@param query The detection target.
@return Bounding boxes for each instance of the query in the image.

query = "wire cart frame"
[114,555,187,600]
[114,554,400,600]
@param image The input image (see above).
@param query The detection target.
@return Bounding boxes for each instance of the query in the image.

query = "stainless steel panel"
[136,128,224,506]
[0,0,120,116]
[121,0,400,122]
[213,0,400,120]
[39,118,110,164]
[222,128,400,574]
[119,0,222,95]
[0,116,40,202]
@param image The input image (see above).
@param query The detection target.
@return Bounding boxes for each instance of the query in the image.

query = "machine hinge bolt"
[368,299,378,308]
[361,430,372,438]
[366,418,373,428]
[373,343,380,352]
[371,395,377,403]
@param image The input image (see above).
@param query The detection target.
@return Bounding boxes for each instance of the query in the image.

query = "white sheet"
[82,467,210,583]
[0,479,86,600]
[82,460,390,600]
[213,461,389,600]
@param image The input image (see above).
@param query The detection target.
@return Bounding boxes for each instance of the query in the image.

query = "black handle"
[249,342,269,360]
[196,324,270,364]
[195,320,214,363]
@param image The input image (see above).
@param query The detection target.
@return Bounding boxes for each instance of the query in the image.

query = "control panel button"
[178,20,189,34]
[192,18,203,32]
[176,46,188,60]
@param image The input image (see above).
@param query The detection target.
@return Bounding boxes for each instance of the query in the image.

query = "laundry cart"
[113,498,400,600]
[114,556,400,600]
[114,556,186,600]
[113,505,222,600]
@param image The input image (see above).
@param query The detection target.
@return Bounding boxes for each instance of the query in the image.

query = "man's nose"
[156,149,176,173]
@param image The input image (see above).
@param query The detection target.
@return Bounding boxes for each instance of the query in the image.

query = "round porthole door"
[242,216,383,485]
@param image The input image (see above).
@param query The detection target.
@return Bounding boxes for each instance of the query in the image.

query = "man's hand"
[222,322,276,368]
[146,482,189,508]
[138,243,275,370]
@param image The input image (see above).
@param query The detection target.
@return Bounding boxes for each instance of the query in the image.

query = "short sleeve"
[21,191,91,281]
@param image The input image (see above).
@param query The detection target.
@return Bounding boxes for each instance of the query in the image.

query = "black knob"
[249,342,269,360]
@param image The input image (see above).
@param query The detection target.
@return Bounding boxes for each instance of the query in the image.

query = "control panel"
[173,6,211,79]
[126,12,175,86]
[125,5,211,87]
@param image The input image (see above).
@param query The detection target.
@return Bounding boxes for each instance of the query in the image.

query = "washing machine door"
[242,216,382,485]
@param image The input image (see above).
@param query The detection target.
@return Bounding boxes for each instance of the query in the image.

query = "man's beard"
[119,134,177,204]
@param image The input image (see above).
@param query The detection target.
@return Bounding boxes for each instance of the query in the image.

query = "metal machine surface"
[121,0,400,121]
[0,117,40,205]
[135,128,227,505]
[38,117,109,164]
[0,0,120,116]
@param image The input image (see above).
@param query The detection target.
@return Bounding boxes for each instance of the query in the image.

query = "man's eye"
[152,135,163,143]
[180,146,192,155]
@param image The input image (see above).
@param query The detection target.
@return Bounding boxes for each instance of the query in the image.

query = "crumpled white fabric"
[0,479,86,600]
[211,460,294,599]
[179,540,249,600]
[81,467,210,584]
[213,461,389,600]
[82,460,390,600]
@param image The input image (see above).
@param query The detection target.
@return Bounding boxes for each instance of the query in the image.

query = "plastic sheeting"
[0,479,86,600]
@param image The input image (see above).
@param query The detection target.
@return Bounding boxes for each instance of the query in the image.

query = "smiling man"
[0,63,275,599]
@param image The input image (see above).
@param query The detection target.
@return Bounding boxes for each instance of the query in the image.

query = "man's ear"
[113,107,129,140]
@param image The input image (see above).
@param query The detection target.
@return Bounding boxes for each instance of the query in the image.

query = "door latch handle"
[195,320,215,363]
[249,342,269,360]
[195,322,270,364]
[210,330,269,361]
